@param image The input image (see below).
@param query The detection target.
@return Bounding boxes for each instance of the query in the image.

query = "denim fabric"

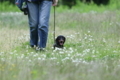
[27,0,52,2]
[27,0,39,2]
[27,1,52,48]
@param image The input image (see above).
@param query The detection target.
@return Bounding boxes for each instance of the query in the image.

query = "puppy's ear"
[55,36,59,42]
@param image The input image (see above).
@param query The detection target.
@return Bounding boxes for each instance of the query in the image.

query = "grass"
[0,6,120,80]
[0,2,19,12]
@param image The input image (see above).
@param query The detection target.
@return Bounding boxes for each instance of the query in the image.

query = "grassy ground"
[0,8,120,80]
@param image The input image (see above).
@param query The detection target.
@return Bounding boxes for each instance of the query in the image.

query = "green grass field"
[0,4,120,80]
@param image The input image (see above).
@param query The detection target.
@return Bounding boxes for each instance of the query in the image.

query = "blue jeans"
[27,1,52,48]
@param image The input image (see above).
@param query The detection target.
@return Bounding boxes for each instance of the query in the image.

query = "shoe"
[40,48,46,51]
[31,45,34,47]
[36,47,46,52]
[31,45,37,49]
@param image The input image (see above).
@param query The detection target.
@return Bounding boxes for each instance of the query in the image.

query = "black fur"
[54,35,66,49]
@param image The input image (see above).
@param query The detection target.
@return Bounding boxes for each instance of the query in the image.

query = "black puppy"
[54,35,66,49]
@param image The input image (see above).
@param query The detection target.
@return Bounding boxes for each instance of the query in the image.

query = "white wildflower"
[9,52,13,54]
[59,51,64,54]
[118,41,120,43]
[42,58,45,60]
[50,57,57,60]
[113,50,117,53]
[1,58,5,61]
[29,60,31,62]
[38,57,41,60]
[67,53,71,56]
[103,38,106,43]
[88,31,90,33]
[41,54,46,58]
[0,52,4,55]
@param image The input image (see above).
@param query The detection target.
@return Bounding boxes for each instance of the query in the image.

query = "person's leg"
[27,2,39,47]
[38,1,52,48]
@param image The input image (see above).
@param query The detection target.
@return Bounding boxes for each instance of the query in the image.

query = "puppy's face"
[56,35,66,46]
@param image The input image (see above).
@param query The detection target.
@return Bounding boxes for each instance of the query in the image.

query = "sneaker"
[40,48,46,51]
[36,47,46,52]
[31,45,37,49]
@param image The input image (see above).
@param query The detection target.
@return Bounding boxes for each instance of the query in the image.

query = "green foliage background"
[0,0,120,80]
[0,0,120,12]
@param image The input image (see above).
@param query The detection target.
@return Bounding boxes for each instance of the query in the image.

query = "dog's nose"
[60,41,64,43]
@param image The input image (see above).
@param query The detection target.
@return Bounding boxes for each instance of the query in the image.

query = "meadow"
[0,2,120,80]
